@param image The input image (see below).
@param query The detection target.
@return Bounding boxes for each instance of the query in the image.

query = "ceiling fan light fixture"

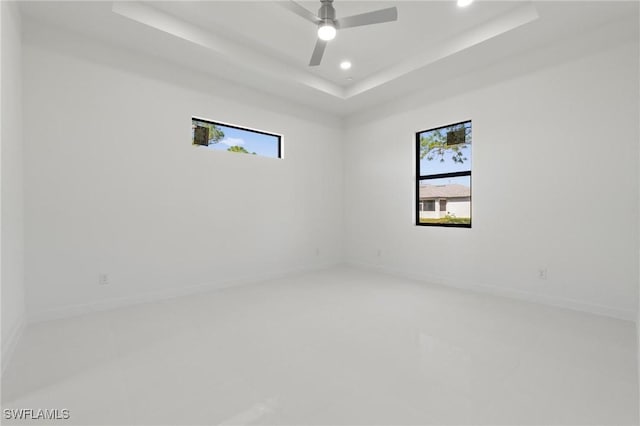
[457,0,474,7]
[317,21,336,41]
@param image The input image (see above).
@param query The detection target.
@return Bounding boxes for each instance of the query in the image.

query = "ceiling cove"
[111,1,539,101]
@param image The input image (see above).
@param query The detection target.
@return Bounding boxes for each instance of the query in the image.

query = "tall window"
[416,120,472,227]
[192,117,282,159]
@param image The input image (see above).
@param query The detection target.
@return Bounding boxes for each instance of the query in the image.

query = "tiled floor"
[2,267,638,425]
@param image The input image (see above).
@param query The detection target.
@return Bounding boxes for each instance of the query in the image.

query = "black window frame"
[192,116,282,159]
[415,120,472,228]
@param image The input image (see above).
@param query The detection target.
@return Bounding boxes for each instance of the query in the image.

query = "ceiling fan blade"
[278,1,321,25]
[336,7,398,29]
[309,38,327,66]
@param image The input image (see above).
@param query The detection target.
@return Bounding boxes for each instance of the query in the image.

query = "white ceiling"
[150,1,524,85]
[18,1,639,117]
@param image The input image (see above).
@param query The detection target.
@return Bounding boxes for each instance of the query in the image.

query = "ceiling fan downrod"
[318,0,336,24]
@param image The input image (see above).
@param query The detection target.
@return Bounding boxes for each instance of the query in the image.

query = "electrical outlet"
[98,273,109,285]
[376,249,382,257]
[315,247,320,256]
[538,269,548,280]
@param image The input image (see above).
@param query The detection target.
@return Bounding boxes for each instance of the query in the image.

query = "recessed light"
[340,61,352,70]
[457,0,473,7]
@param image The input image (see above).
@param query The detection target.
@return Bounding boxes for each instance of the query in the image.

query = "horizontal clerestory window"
[192,117,282,159]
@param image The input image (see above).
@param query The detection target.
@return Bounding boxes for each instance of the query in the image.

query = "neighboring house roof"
[419,184,470,199]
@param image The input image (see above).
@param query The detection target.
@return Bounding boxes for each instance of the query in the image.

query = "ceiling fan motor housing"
[318,0,336,24]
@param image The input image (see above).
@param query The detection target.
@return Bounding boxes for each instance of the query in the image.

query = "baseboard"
[2,314,26,376]
[26,261,636,324]
[637,313,640,422]
[347,260,636,322]
[28,262,340,324]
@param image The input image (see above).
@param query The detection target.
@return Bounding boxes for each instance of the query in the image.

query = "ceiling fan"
[279,0,398,66]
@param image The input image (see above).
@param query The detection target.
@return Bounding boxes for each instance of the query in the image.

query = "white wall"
[345,41,639,320]
[22,24,344,322]
[16,10,640,327]
[1,1,25,372]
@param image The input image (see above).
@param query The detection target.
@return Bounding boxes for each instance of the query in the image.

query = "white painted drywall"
[17,11,640,328]
[1,0,25,372]
[344,41,639,320]
[22,24,344,321]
